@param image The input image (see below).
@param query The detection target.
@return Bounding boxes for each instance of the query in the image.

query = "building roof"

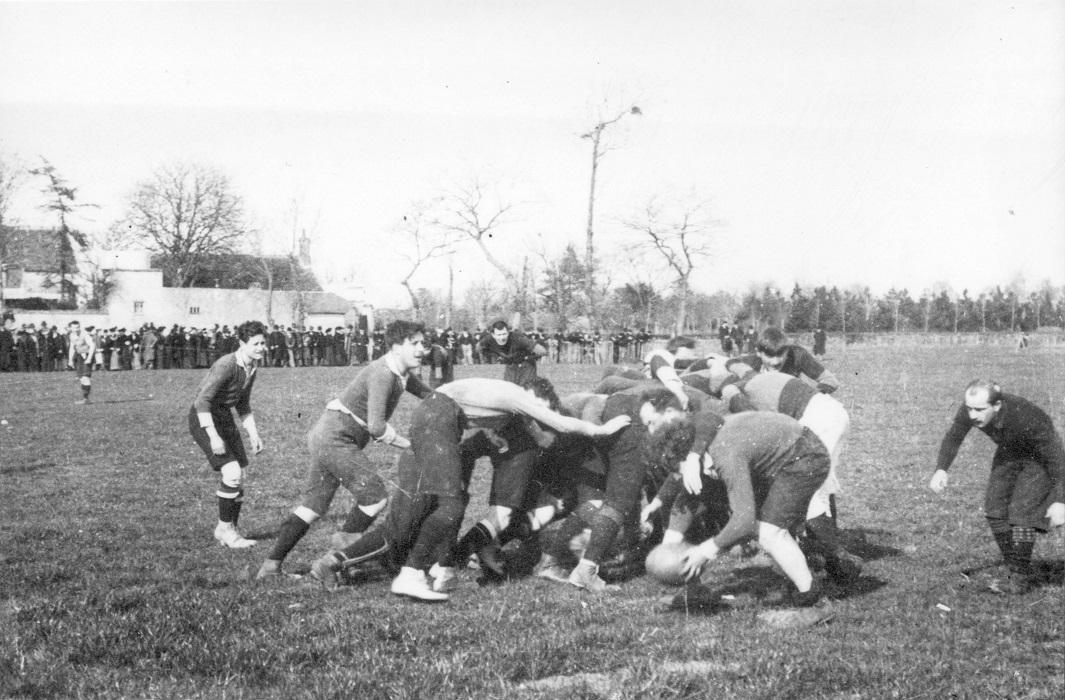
[303,292,352,314]
[0,227,79,273]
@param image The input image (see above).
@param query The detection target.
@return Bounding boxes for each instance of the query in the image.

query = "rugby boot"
[214,521,256,549]
[567,559,620,593]
[534,554,571,584]
[429,563,459,593]
[391,566,449,602]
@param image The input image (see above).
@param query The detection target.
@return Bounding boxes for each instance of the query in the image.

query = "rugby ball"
[644,542,693,586]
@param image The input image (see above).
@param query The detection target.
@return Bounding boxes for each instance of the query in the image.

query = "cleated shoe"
[568,559,620,593]
[429,563,459,593]
[214,522,257,549]
[533,554,571,584]
[391,566,449,602]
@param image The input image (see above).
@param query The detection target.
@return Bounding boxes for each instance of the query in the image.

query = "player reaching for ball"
[643,411,832,607]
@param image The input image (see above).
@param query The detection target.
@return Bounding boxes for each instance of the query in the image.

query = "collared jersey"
[334,355,432,439]
[937,393,1065,502]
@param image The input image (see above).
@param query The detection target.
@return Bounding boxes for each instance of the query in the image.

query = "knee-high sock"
[269,514,311,562]
[758,522,813,593]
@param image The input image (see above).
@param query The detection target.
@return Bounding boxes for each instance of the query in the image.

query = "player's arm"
[236,373,262,453]
[792,347,837,393]
[929,404,971,492]
[646,350,689,410]
[507,387,630,436]
[194,359,234,454]
[1033,418,1065,523]
[366,370,409,448]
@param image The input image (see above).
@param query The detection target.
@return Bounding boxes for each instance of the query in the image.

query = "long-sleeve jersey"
[936,393,1065,503]
[192,352,257,420]
[334,355,432,439]
[476,332,544,365]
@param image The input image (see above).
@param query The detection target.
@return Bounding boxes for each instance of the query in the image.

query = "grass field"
[2,346,1064,699]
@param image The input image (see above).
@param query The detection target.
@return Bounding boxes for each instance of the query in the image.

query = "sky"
[1,0,1063,309]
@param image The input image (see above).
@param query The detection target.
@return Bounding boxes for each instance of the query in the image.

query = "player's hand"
[680,541,718,580]
[680,453,703,495]
[248,434,264,455]
[929,469,949,493]
[720,384,741,401]
[209,434,227,456]
[816,383,836,394]
[1047,502,1065,527]
[599,415,632,435]
[639,500,661,534]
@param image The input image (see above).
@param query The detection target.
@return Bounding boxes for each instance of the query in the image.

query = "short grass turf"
[1,346,1063,699]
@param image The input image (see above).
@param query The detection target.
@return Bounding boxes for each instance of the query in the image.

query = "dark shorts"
[302,409,384,514]
[529,434,607,509]
[188,406,248,469]
[398,392,468,498]
[74,354,92,378]
[985,455,1054,529]
[758,429,830,530]
[458,417,541,510]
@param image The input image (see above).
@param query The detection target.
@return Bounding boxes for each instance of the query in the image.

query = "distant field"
[1,347,1063,699]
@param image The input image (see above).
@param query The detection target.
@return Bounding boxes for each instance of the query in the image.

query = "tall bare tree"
[121,162,246,287]
[436,180,522,312]
[581,105,641,318]
[624,195,718,335]
[29,158,94,305]
[395,200,457,319]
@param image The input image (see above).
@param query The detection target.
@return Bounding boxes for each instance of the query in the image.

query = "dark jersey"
[937,393,1065,503]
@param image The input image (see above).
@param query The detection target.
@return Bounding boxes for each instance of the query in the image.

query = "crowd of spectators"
[0,313,657,373]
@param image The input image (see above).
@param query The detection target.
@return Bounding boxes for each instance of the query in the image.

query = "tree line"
[2,151,1061,335]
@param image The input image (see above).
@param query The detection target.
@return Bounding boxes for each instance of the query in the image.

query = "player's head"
[756,327,787,369]
[665,335,697,362]
[644,417,696,476]
[964,380,1003,428]
[522,376,561,413]
[638,387,688,433]
[235,320,268,362]
[385,320,427,370]
[490,319,510,345]
[68,320,81,333]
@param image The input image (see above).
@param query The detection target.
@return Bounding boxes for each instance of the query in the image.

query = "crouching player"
[537,387,712,592]
[647,411,831,606]
[929,380,1065,594]
[255,320,431,579]
[188,321,268,548]
[309,377,630,601]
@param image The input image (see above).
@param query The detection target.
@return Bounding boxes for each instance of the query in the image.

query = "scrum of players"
[194,319,1064,608]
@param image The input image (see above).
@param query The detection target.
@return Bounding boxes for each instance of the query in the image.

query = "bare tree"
[581,105,641,318]
[29,158,95,306]
[121,162,246,287]
[436,180,522,310]
[395,200,457,319]
[0,151,26,306]
[624,195,718,335]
